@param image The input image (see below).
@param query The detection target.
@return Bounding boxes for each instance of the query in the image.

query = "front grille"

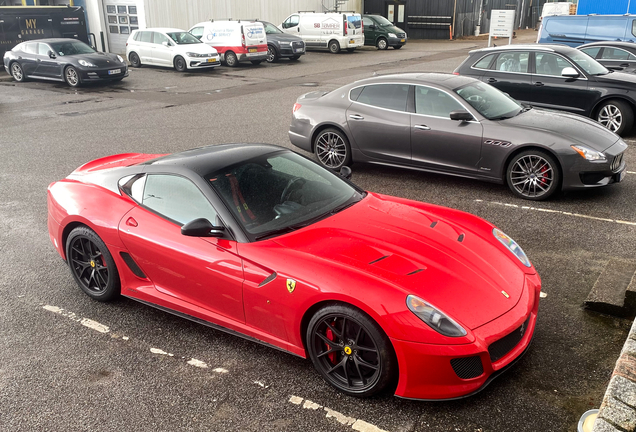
[450,356,484,379]
[397,32,406,38]
[611,153,624,172]
[488,316,531,362]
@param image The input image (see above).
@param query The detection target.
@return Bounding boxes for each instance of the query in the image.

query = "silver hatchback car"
[289,73,627,200]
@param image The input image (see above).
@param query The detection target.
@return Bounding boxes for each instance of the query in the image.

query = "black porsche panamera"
[3,38,127,87]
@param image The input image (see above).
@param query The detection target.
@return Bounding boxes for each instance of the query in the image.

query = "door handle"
[534,82,544,87]
[126,217,138,227]
[488,77,497,83]
[620,63,630,67]
[414,125,431,130]
[349,114,364,120]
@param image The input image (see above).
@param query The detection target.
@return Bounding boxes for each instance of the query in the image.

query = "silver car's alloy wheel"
[316,131,347,169]
[65,67,79,86]
[597,104,622,132]
[267,46,276,63]
[510,155,554,198]
[377,38,388,50]
[11,63,23,81]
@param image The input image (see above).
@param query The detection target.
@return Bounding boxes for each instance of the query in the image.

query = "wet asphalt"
[0,32,634,431]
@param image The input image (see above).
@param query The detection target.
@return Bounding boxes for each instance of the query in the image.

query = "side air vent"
[457,234,465,242]
[430,221,438,228]
[450,356,484,379]
[368,255,389,265]
[258,272,277,287]
[407,268,425,276]
[120,252,147,278]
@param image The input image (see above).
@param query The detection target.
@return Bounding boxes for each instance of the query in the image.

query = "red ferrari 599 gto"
[47,144,541,400]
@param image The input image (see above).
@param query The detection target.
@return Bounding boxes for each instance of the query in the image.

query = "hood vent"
[258,272,277,287]
[407,268,425,276]
[430,221,438,228]
[368,255,389,265]
[458,233,465,242]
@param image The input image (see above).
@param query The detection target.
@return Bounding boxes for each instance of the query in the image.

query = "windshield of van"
[49,41,95,56]
[347,15,362,29]
[568,50,610,75]
[167,32,201,45]
[372,15,393,26]
[262,22,283,34]
[455,82,522,120]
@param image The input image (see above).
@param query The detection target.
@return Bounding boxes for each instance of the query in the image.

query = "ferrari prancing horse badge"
[286,279,296,293]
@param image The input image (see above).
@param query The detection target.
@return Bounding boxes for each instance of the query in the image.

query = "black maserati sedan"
[3,38,127,87]
[578,41,636,74]
[454,44,636,136]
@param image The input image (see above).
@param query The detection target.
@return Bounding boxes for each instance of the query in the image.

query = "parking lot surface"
[1,33,635,431]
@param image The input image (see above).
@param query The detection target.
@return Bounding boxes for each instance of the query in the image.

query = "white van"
[280,12,364,53]
[189,20,267,67]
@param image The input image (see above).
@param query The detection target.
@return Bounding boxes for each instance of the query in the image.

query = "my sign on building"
[488,9,515,47]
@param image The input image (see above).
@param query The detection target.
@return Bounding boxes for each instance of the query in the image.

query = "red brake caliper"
[326,323,337,364]
[540,165,549,186]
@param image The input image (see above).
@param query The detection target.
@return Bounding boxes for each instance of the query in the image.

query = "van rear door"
[243,22,267,56]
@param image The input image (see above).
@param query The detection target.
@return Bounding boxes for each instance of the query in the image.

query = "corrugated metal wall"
[142,0,362,30]
[577,0,634,15]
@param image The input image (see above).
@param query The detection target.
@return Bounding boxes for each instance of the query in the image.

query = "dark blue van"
[537,15,636,46]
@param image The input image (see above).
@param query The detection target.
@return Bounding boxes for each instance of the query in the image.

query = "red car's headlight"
[406,295,467,337]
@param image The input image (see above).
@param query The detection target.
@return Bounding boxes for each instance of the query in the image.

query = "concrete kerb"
[593,318,636,432]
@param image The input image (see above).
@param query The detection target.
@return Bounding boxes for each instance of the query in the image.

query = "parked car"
[537,14,636,47]
[280,12,363,53]
[289,73,627,200]
[258,20,305,62]
[48,143,541,400]
[579,41,636,73]
[454,44,636,135]
[189,20,267,66]
[362,14,407,50]
[125,28,220,72]
[3,38,127,87]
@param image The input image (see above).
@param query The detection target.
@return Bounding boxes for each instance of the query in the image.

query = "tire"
[64,66,81,87]
[595,99,633,136]
[328,40,340,54]
[10,62,25,82]
[394,45,403,49]
[306,304,397,398]
[251,60,262,65]
[313,128,352,170]
[129,52,141,68]
[225,51,238,67]
[174,55,187,72]
[506,149,561,200]
[266,45,279,63]
[66,226,120,302]
[290,55,301,61]
[376,38,388,50]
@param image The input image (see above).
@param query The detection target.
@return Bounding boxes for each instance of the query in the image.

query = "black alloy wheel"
[306,304,397,397]
[266,45,279,63]
[129,52,142,67]
[376,38,388,50]
[596,99,633,136]
[328,40,341,54]
[506,150,561,200]
[174,55,187,72]
[10,62,25,82]
[225,51,238,67]
[65,66,81,87]
[314,128,352,170]
[66,226,120,301]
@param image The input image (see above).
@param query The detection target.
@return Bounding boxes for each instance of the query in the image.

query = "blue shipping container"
[577,0,636,15]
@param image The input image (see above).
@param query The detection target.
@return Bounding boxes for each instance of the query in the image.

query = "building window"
[109,25,119,34]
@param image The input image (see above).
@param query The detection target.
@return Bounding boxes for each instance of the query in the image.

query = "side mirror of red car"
[181,218,225,237]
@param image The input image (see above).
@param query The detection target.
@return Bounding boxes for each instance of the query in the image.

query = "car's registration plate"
[616,170,626,182]
[248,48,257,53]
[349,39,355,44]
[400,39,405,42]
[207,58,216,63]
[294,48,303,53]
[108,69,121,75]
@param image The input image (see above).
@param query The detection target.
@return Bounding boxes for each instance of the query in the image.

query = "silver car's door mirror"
[449,110,474,122]
[561,67,580,78]
[48,51,56,59]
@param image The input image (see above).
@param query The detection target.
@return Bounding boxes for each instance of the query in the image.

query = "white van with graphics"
[189,20,267,66]
[280,12,363,53]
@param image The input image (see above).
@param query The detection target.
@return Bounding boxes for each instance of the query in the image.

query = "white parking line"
[43,305,111,334]
[474,200,636,226]
[289,396,388,432]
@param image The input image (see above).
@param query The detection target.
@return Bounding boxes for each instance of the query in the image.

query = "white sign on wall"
[488,9,515,46]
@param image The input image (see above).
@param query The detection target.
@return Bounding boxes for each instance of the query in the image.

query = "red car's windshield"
[206,152,364,240]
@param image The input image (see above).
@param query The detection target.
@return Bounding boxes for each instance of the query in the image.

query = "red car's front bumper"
[392,273,541,400]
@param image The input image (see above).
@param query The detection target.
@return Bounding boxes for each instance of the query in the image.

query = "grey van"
[537,15,636,47]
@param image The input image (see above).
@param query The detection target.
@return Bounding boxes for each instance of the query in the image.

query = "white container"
[578,409,599,432]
